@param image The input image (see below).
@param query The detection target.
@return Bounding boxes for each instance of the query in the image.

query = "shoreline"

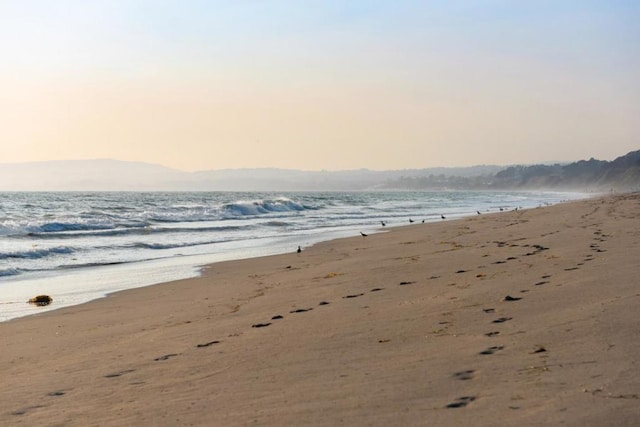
[0,226,379,323]
[1,192,638,425]
[1,190,590,323]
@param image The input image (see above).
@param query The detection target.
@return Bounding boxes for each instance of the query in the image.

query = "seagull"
[360,232,368,237]
[381,221,386,226]
[297,246,302,254]
[409,218,414,223]
[441,214,446,220]
[477,211,481,215]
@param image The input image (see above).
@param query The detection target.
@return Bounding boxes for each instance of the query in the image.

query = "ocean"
[0,190,587,321]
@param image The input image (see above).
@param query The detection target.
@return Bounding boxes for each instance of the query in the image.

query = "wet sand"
[1,193,639,426]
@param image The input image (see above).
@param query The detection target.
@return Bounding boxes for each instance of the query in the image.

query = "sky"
[0,1,638,172]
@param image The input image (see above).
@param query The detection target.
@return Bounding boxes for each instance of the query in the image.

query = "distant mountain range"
[0,160,504,191]
[382,150,640,192]
[0,150,638,191]
[490,150,640,190]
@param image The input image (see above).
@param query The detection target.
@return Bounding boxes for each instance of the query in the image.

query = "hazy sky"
[1,1,638,171]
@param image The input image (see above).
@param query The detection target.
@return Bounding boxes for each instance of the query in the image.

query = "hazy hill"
[379,150,640,191]
[0,160,504,191]
[0,160,188,191]
[491,150,640,190]
[189,165,504,191]
[0,151,637,191]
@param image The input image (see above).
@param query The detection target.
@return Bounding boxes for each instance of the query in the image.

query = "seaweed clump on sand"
[28,295,53,306]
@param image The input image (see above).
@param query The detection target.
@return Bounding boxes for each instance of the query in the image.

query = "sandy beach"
[1,192,639,426]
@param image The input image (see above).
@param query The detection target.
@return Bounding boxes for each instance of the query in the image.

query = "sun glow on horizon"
[1,1,638,171]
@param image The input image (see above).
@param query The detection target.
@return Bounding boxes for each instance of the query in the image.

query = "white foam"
[0,227,362,322]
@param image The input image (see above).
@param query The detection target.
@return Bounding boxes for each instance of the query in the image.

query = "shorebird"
[477,211,481,215]
[360,232,368,237]
[409,218,414,223]
[381,221,386,226]
[441,214,446,220]
[297,246,302,254]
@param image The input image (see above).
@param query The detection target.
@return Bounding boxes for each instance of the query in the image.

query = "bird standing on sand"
[297,246,302,253]
[360,232,368,237]
[477,211,481,215]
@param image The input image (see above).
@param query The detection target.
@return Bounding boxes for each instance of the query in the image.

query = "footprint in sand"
[196,340,220,348]
[503,295,522,301]
[290,308,313,313]
[11,405,46,416]
[252,323,271,328]
[47,390,68,397]
[370,287,384,292]
[479,345,504,355]
[104,369,136,378]
[399,281,415,286]
[534,281,549,286]
[446,396,476,408]
[485,331,500,337]
[483,308,495,313]
[154,353,179,361]
[492,317,512,323]
[343,293,365,299]
[272,314,284,319]
[318,301,330,306]
[453,370,475,380]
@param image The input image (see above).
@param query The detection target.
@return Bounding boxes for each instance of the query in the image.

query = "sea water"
[0,190,587,321]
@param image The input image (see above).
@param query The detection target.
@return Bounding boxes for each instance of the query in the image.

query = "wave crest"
[223,198,307,217]
[0,246,75,260]
[0,268,22,277]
